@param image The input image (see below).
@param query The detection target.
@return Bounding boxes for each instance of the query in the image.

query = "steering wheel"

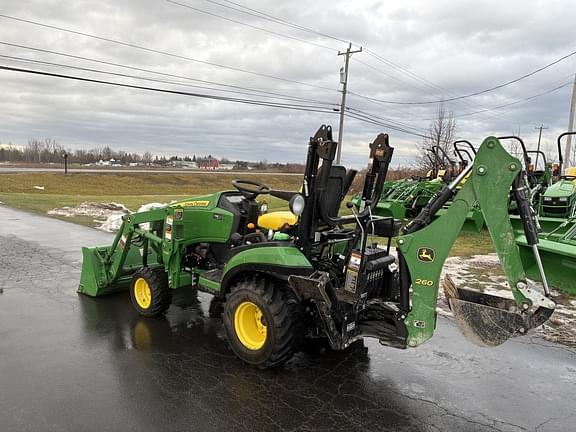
[232,179,271,199]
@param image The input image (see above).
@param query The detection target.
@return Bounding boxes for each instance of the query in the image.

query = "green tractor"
[356,145,450,220]
[514,132,576,294]
[79,126,555,368]
[431,140,485,232]
[539,132,576,219]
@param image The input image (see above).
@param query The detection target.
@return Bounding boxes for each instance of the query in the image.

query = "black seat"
[317,165,357,225]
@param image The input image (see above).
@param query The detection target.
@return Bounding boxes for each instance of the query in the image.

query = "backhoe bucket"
[443,275,554,347]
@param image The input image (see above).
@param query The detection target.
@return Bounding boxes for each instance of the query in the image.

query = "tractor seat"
[258,211,298,231]
[565,167,576,182]
[317,165,357,225]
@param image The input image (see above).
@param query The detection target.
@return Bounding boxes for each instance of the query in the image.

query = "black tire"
[208,296,224,318]
[223,277,303,368]
[130,267,171,317]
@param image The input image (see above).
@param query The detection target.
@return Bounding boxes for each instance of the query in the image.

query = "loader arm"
[397,137,555,347]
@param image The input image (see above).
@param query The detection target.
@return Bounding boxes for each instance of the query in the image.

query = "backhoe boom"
[397,137,555,347]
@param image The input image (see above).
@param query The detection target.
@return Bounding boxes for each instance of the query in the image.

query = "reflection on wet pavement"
[1,206,575,432]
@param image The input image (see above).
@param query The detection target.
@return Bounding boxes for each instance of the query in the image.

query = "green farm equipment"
[539,132,576,220]
[80,126,556,368]
[432,140,485,232]
[369,176,444,219]
[514,132,576,294]
[359,145,452,220]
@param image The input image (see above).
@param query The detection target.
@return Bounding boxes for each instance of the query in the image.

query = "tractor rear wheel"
[130,267,171,317]
[223,277,303,368]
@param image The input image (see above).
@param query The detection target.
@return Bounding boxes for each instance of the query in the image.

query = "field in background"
[0,171,494,256]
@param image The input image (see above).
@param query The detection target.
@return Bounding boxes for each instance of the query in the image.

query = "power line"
[166,0,339,52]
[0,64,337,112]
[350,55,513,124]
[442,80,573,119]
[354,49,576,105]
[172,1,572,109]
[0,64,431,140]
[352,57,432,92]
[346,107,429,135]
[196,0,350,45]
[0,41,336,105]
[344,111,430,139]
[0,13,336,92]
[0,54,339,107]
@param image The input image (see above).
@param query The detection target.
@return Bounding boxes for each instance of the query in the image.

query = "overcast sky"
[1,0,575,166]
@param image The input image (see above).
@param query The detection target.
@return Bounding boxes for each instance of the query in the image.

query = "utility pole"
[534,124,548,168]
[565,74,576,170]
[336,43,362,164]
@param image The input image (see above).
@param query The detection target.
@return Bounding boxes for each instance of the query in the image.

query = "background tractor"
[80,126,556,368]
[514,131,576,294]
[539,132,576,219]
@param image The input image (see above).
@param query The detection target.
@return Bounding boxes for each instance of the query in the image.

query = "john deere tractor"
[79,126,555,368]
[539,132,576,219]
[514,132,576,294]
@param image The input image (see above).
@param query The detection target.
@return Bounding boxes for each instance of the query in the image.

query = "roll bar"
[557,132,576,174]
[497,136,530,169]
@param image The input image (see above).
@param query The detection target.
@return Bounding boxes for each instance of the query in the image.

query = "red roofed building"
[197,157,220,170]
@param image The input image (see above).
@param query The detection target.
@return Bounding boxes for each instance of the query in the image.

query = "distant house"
[197,157,220,170]
[171,160,198,169]
[96,159,121,167]
[219,163,235,170]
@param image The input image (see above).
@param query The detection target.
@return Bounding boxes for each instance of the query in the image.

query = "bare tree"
[418,104,457,172]
[142,151,153,166]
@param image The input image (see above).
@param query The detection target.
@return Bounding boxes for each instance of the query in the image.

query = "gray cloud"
[1,0,575,167]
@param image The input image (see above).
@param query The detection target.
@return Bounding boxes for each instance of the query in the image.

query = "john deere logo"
[417,247,435,263]
[178,200,210,207]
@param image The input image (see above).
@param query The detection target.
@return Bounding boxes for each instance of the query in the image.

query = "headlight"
[259,200,268,214]
[543,197,552,202]
[559,197,568,203]
[289,194,305,217]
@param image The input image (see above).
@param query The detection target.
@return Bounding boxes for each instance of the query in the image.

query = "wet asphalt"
[0,205,575,432]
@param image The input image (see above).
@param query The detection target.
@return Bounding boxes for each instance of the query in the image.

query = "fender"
[219,244,313,297]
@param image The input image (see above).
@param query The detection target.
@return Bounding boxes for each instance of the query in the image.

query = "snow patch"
[48,202,130,232]
[96,202,167,232]
[48,201,170,232]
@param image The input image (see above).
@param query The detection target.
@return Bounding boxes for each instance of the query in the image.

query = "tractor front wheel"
[223,277,303,368]
[130,268,171,317]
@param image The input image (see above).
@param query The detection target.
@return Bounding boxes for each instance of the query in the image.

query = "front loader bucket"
[443,275,554,347]
[516,235,576,295]
[78,246,132,297]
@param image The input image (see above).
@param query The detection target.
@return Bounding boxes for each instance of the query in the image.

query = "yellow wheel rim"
[234,301,267,350]
[134,278,152,309]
